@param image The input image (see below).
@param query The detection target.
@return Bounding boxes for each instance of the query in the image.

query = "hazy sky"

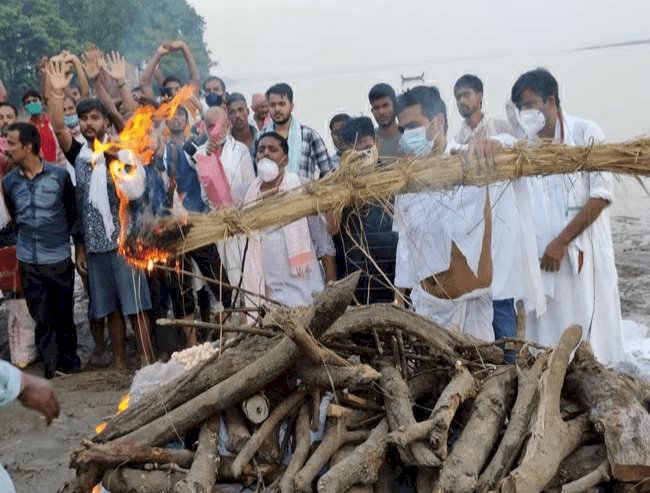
[188,0,649,79]
[186,0,650,140]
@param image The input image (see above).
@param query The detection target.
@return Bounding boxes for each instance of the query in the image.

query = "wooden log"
[297,363,381,390]
[317,419,389,493]
[103,468,186,493]
[232,389,307,478]
[280,404,312,493]
[294,419,369,493]
[257,423,282,465]
[173,416,220,493]
[330,445,376,493]
[324,304,503,365]
[560,460,611,493]
[96,334,273,443]
[380,364,440,467]
[565,343,650,482]
[72,442,195,468]
[427,362,478,460]
[224,406,251,453]
[101,457,262,493]
[477,352,548,492]
[502,325,591,493]
[100,274,359,450]
[547,444,609,489]
[433,366,517,493]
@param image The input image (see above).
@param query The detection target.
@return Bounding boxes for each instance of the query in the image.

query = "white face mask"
[518,109,546,140]
[257,158,280,182]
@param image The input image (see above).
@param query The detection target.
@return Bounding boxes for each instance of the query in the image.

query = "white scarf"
[79,137,115,241]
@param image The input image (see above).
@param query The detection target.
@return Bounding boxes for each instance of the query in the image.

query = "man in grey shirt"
[369,83,404,158]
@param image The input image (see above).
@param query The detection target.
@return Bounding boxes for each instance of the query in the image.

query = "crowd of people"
[0,40,629,385]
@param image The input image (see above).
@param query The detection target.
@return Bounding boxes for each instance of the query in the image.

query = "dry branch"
[173,416,220,493]
[380,364,440,467]
[560,460,611,493]
[297,363,381,390]
[427,362,478,460]
[324,304,503,365]
[224,406,251,453]
[73,442,195,468]
[280,404,312,493]
[317,419,389,493]
[294,419,369,493]
[433,366,517,493]
[477,352,548,492]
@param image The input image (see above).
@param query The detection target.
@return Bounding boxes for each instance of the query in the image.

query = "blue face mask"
[205,92,223,107]
[25,101,43,117]
[399,126,434,156]
[64,114,79,128]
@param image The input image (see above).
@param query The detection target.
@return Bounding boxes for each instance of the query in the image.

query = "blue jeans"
[493,298,516,363]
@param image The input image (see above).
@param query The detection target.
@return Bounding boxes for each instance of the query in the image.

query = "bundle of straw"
[136,138,650,256]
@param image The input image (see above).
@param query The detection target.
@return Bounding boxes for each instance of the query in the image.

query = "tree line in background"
[0,0,212,105]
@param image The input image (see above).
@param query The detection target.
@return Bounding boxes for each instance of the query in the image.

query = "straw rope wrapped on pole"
[128,138,650,258]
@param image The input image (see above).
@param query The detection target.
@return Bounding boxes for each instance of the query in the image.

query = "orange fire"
[91,485,101,493]
[94,392,131,436]
[91,85,197,268]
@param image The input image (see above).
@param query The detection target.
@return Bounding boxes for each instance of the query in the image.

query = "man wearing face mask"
[242,132,333,312]
[393,86,494,341]
[22,90,59,163]
[195,106,255,293]
[330,116,398,304]
[202,76,226,112]
[512,68,625,366]
[454,74,545,350]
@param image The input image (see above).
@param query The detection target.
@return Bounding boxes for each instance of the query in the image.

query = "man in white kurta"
[512,68,625,366]
[454,74,546,342]
[393,85,495,341]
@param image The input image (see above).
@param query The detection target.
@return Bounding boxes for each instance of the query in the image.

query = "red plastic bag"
[0,246,20,292]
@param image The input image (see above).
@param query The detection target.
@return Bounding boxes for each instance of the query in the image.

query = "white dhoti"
[217,235,247,290]
[410,284,494,341]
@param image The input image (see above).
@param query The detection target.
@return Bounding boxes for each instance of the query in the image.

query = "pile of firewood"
[60,273,650,493]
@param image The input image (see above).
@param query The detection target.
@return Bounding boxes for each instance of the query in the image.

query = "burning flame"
[90,85,197,268]
[94,393,131,436]
[117,394,130,413]
[91,486,101,493]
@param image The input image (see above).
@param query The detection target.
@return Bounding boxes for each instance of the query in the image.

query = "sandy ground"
[0,177,649,492]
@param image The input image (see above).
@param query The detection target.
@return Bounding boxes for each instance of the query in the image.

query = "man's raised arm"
[45,60,74,154]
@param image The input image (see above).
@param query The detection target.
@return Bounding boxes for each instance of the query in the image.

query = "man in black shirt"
[333,117,399,304]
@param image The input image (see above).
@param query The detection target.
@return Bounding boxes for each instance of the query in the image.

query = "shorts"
[87,249,152,319]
